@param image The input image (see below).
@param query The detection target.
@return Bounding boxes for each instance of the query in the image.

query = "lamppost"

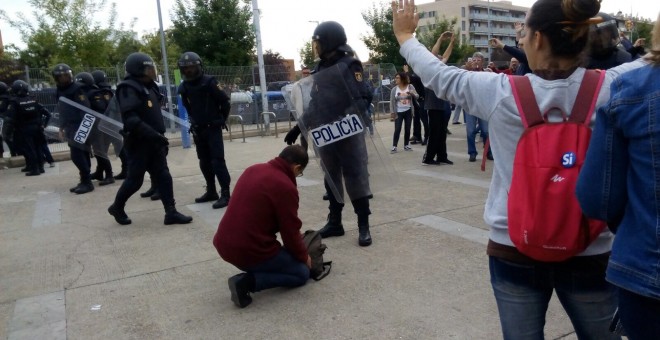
[156,0,174,119]
[487,0,492,62]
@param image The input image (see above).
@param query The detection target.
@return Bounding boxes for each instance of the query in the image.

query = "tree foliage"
[361,3,404,66]
[141,30,183,68]
[171,0,255,66]
[298,40,316,69]
[416,16,475,65]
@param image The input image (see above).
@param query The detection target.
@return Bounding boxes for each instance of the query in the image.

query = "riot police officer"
[76,71,114,186]
[177,51,232,209]
[4,80,51,175]
[92,70,128,180]
[587,13,632,69]
[107,52,192,225]
[287,21,374,246]
[53,63,95,194]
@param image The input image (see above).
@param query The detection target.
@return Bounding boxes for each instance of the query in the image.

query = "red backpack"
[507,70,607,262]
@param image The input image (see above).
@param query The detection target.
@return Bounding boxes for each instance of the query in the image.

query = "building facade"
[417,0,529,61]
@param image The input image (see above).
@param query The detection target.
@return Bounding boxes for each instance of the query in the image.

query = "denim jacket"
[576,64,660,299]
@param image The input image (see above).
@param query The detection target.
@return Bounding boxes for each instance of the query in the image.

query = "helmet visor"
[180,65,202,81]
[54,72,73,88]
[145,64,158,82]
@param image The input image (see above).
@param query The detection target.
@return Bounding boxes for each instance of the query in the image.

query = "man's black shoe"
[21,167,29,172]
[438,159,454,165]
[99,177,115,186]
[319,222,345,238]
[91,171,103,181]
[70,183,82,193]
[113,171,127,180]
[212,196,229,209]
[421,160,440,166]
[195,191,219,203]
[140,187,156,198]
[469,154,477,162]
[26,170,41,176]
[74,182,94,194]
[358,225,372,247]
[228,274,253,308]
[322,192,329,201]
[150,192,160,201]
[108,204,132,225]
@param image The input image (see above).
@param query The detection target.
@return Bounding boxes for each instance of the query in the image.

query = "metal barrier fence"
[4,63,400,156]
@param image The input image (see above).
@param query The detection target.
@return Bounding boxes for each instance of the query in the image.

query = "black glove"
[220,123,228,131]
[284,125,301,145]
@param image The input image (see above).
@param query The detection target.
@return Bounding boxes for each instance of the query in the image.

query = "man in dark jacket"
[107,52,192,226]
[213,145,311,308]
[177,51,232,209]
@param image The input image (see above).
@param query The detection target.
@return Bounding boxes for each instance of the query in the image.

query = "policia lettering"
[311,114,364,147]
[73,113,96,144]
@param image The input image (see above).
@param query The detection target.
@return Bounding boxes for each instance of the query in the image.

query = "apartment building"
[417,0,529,61]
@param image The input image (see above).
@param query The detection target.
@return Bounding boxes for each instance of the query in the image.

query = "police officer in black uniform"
[53,63,95,194]
[0,82,10,157]
[76,71,115,186]
[587,13,632,69]
[4,80,51,175]
[107,52,192,226]
[177,51,232,209]
[285,21,374,246]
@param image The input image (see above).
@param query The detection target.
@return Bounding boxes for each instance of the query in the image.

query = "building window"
[462,20,466,31]
[461,7,465,17]
[429,11,436,18]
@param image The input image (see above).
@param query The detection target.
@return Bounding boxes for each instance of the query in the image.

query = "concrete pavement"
[0,119,579,339]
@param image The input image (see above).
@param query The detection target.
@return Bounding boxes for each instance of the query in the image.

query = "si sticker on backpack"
[507,70,608,262]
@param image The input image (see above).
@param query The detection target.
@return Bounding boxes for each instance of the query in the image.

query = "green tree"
[0,0,132,69]
[0,47,25,84]
[298,40,316,69]
[361,3,404,66]
[171,0,255,66]
[141,30,183,68]
[416,16,475,65]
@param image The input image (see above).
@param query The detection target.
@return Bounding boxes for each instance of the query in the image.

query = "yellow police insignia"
[148,100,153,107]
[79,95,86,101]
[104,94,110,100]
[355,72,363,82]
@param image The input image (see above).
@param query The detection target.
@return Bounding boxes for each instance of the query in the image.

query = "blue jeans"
[617,288,660,339]
[242,248,309,292]
[465,112,488,156]
[489,256,619,340]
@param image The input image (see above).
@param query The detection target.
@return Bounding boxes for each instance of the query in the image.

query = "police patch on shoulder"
[354,72,363,82]
[147,100,153,107]
[217,83,223,90]
[79,95,86,101]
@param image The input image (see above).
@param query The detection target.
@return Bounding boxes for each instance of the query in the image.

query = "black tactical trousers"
[114,142,174,207]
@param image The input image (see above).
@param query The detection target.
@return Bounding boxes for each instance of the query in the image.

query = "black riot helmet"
[589,13,621,58]
[124,52,158,82]
[11,80,30,97]
[52,63,74,88]
[312,21,352,59]
[178,51,203,81]
[91,70,110,87]
[0,82,8,95]
[75,72,95,88]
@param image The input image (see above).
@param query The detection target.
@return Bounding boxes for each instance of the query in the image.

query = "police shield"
[49,96,123,160]
[291,64,398,204]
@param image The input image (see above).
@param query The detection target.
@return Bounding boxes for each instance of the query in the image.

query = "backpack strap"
[508,75,543,128]
[568,69,606,125]
[312,261,332,281]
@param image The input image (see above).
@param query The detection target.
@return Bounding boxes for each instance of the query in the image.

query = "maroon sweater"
[213,157,307,268]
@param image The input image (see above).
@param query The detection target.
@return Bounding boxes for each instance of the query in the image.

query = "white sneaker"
[390,147,397,154]
[404,145,413,151]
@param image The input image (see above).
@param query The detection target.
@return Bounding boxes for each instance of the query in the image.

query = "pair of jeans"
[617,288,660,339]
[242,248,309,292]
[465,112,489,156]
[489,256,619,340]
[393,109,412,147]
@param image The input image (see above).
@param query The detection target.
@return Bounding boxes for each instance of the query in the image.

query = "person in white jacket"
[392,0,646,338]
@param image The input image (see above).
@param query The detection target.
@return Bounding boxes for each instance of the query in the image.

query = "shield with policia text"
[47,96,123,160]
[290,63,398,204]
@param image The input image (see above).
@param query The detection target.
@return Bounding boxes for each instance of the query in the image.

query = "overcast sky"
[1,0,657,69]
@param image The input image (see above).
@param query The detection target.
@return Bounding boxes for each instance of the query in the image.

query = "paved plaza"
[0,119,579,339]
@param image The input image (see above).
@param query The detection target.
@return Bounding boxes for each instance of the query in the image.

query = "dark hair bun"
[561,0,601,21]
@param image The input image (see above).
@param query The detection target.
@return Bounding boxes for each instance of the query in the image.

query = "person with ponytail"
[392,0,647,338]
[577,13,660,339]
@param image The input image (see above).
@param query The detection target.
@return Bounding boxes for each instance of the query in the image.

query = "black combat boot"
[150,190,160,201]
[99,176,115,186]
[91,168,103,181]
[74,180,94,194]
[108,203,132,225]
[26,170,41,176]
[164,205,193,225]
[113,170,127,180]
[319,212,344,238]
[212,189,230,209]
[70,183,82,192]
[195,190,219,203]
[358,224,372,247]
[140,186,156,198]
